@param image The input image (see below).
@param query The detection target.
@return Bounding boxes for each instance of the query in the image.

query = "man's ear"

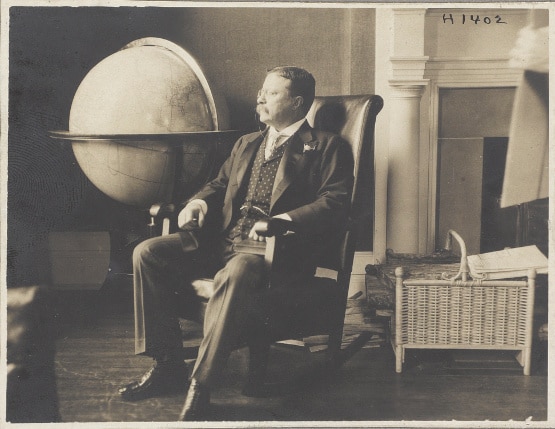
[293,96,304,110]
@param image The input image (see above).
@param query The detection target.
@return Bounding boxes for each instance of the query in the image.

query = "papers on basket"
[467,245,548,279]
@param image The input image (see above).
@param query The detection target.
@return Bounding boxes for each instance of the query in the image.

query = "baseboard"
[348,251,375,299]
[352,251,375,274]
[348,274,366,299]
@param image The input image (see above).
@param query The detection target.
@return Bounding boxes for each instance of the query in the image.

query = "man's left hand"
[248,213,293,241]
[248,225,267,242]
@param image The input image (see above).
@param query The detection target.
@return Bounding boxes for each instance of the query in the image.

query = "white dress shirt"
[264,118,306,160]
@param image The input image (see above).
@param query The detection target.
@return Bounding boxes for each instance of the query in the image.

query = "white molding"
[391,56,431,61]
[349,251,375,299]
[428,57,512,63]
[389,80,429,95]
[391,57,430,81]
[426,82,440,253]
[373,8,393,265]
[348,274,366,299]
[352,251,374,274]
[392,8,427,57]
[425,58,522,85]
[389,55,430,63]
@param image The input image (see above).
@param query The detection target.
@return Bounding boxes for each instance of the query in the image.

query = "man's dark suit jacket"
[186,121,354,284]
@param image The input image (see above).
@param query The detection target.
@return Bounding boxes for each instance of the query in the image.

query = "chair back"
[306,95,383,287]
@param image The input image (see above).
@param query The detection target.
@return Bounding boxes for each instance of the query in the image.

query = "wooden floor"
[51,288,548,424]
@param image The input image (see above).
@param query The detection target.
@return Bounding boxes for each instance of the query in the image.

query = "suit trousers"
[132,232,268,387]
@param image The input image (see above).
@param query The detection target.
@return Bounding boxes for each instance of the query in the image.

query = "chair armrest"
[252,218,297,237]
[149,203,176,236]
[251,219,296,271]
[264,236,276,270]
[149,203,176,218]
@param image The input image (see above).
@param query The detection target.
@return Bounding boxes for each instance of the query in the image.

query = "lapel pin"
[303,142,318,153]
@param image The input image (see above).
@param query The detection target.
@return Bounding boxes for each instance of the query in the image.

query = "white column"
[372,8,393,264]
[382,8,429,255]
[387,82,426,254]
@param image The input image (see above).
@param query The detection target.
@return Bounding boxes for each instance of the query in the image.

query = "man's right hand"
[178,200,207,230]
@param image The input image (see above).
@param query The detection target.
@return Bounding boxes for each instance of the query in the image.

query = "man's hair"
[267,66,316,113]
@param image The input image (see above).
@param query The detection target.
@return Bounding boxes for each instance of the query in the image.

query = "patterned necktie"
[266,134,283,160]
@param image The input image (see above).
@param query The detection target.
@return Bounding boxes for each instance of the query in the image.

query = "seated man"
[118,66,354,421]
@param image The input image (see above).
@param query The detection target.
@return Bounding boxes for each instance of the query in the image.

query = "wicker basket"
[392,230,537,375]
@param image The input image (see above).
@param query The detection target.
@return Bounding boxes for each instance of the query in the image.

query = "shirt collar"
[268,118,306,140]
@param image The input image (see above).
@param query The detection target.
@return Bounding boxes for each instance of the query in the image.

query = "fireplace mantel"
[374,7,531,258]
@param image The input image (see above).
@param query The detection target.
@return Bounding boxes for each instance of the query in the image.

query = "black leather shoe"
[118,360,189,401]
[178,378,210,421]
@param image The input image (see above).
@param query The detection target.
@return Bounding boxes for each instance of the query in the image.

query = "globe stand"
[49,130,241,316]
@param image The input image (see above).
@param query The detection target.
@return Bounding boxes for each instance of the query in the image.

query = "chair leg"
[395,345,403,373]
[326,328,343,368]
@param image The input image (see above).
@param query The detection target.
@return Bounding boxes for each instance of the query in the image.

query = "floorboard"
[51,289,548,424]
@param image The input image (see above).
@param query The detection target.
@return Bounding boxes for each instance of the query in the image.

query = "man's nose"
[257,90,266,103]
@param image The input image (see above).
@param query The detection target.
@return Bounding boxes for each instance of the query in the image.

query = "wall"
[177,7,375,131]
[7,6,376,286]
[425,9,529,58]
[8,7,187,286]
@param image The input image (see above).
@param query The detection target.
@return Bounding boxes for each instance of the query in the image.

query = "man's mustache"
[256,104,268,115]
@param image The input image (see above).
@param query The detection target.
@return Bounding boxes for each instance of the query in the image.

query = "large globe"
[58,38,237,208]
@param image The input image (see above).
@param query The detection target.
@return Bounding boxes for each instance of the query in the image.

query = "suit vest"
[228,138,289,241]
